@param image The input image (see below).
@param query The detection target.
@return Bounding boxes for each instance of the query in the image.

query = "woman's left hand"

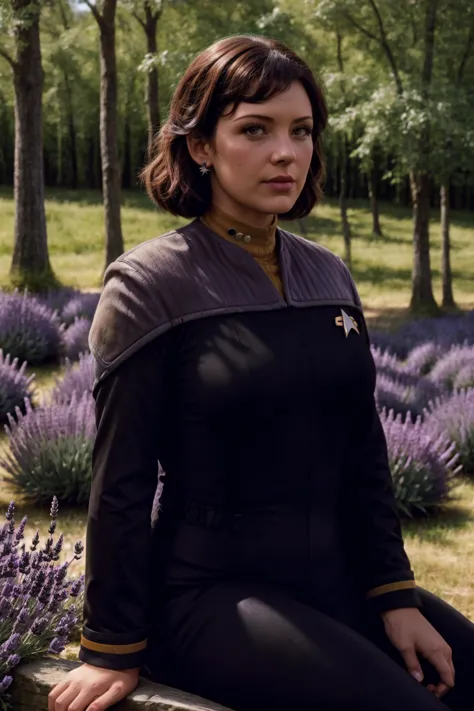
[381,607,455,699]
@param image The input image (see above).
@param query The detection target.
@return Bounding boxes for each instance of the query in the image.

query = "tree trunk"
[56,103,63,186]
[10,0,54,290]
[409,171,438,314]
[145,4,160,156]
[98,0,124,268]
[122,115,132,189]
[368,165,383,238]
[440,182,456,309]
[64,72,78,188]
[339,149,352,269]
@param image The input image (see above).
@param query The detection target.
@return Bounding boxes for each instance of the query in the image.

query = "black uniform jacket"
[79,219,420,670]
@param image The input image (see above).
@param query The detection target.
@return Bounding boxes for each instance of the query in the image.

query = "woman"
[49,35,474,711]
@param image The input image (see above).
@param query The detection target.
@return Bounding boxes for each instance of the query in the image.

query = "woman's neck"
[211,199,275,229]
[200,204,278,257]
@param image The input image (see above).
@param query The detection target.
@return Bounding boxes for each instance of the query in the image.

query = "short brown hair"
[141,35,328,220]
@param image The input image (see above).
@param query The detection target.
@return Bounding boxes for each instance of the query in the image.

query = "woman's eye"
[242,124,266,136]
[293,126,313,138]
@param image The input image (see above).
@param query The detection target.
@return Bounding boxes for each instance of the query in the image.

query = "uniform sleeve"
[78,336,168,670]
[338,264,421,614]
[345,395,422,614]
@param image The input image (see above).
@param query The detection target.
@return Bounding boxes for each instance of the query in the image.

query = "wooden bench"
[11,658,234,710]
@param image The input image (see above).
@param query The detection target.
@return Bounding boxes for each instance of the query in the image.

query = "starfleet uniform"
[79,211,474,711]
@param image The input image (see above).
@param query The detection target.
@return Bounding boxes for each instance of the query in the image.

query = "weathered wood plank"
[11,659,234,711]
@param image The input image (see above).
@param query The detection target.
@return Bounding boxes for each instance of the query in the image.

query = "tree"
[129,0,164,156]
[0,0,55,290]
[316,0,441,315]
[85,0,124,268]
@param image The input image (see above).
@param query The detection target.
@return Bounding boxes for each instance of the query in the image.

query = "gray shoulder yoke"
[89,219,362,383]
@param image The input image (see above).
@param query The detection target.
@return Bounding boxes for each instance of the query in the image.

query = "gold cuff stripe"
[367,580,417,598]
[80,635,147,655]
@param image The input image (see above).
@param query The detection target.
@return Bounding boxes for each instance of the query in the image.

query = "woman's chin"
[258,195,297,215]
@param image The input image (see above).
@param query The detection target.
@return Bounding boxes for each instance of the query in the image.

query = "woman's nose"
[270,138,297,164]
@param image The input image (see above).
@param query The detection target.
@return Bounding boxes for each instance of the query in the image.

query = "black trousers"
[146,582,474,710]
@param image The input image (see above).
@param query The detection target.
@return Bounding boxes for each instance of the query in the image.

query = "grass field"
[0,187,474,636]
[1,187,474,327]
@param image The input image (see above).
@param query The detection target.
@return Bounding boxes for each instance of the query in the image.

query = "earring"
[199,162,210,176]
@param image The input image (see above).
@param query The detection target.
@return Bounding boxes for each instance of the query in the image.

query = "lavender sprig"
[0,498,84,707]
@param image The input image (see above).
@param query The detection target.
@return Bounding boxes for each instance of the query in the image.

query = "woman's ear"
[186,134,212,168]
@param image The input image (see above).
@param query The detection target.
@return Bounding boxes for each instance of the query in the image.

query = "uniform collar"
[200,205,278,259]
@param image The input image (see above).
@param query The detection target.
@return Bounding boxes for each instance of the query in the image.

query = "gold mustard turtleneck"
[200,205,284,297]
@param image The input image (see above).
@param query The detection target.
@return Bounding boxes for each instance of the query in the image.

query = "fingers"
[48,681,69,711]
[49,683,91,711]
[423,647,455,698]
[399,647,424,683]
[83,682,129,711]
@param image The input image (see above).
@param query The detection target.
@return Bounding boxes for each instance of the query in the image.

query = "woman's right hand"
[48,662,140,711]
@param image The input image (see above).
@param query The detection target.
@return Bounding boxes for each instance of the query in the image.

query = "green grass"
[1,187,473,327]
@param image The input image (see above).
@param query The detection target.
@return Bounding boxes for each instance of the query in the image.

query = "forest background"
[0,0,473,317]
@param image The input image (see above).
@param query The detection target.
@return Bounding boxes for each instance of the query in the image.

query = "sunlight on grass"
[0,187,473,312]
[403,481,474,619]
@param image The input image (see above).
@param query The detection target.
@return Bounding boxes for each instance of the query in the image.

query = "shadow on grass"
[41,187,159,213]
[403,498,474,546]
[352,262,412,286]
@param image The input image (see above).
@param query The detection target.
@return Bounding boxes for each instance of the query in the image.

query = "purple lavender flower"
[50,496,59,519]
[0,350,35,423]
[1,393,96,505]
[380,409,460,517]
[62,317,91,362]
[5,503,14,522]
[370,310,474,359]
[60,293,100,326]
[14,517,27,545]
[429,345,474,390]
[0,676,13,693]
[30,531,39,552]
[31,616,49,636]
[3,634,20,655]
[52,352,95,404]
[5,654,20,670]
[406,342,445,376]
[38,287,80,316]
[48,636,67,654]
[70,576,84,598]
[0,290,63,364]
[424,390,474,475]
[454,363,474,391]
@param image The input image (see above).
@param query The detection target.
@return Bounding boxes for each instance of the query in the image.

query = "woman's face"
[196,80,314,226]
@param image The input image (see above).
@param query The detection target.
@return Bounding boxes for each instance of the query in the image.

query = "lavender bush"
[62,317,91,362]
[52,353,95,404]
[0,497,84,711]
[429,345,474,391]
[0,352,35,423]
[1,393,96,506]
[381,409,461,517]
[369,310,474,359]
[372,346,440,418]
[424,390,474,476]
[455,363,474,391]
[375,374,439,420]
[0,291,63,365]
[39,289,99,327]
[405,342,445,376]
[61,293,100,326]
